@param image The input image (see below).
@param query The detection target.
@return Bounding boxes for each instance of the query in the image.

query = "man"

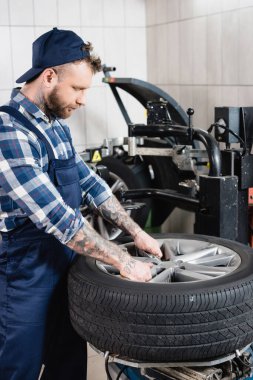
[0,28,162,380]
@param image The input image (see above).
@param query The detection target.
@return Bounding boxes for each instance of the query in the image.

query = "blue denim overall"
[0,106,87,380]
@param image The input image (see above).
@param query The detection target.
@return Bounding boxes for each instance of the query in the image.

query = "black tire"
[142,138,180,227]
[143,156,179,226]
[68,234,253,363]
[100,156,151,229]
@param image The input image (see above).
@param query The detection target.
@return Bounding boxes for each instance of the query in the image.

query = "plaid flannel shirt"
[0,89,112,243]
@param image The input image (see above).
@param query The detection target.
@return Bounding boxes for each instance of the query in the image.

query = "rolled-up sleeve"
[75,152,112,208]
[0,124,84,244]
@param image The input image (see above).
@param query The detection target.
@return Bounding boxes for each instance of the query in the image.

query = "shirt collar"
[11,88,52,123]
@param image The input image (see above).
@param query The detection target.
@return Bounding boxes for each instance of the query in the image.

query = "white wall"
[0,0,147,152]
[146,0,253,129]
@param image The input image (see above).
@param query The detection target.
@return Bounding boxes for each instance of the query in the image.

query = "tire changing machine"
[100,345,253,380]
[97,67,253,379]
[103,66,253,244]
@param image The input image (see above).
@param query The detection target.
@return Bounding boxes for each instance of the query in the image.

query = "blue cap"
[16,27,90,83]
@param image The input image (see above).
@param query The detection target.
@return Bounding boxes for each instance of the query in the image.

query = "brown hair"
[81,42,102,74]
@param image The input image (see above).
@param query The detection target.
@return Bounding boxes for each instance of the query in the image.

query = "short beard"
[45,87,69,119]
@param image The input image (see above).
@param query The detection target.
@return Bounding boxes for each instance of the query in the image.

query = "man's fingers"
[155,249,163,258]
[134,231,162,254]
[119,258,154,282]
[149,246,163,258]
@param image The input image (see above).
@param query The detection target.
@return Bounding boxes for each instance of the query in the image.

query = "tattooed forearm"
[67,218,136,271]
[97,195,142,237]
[67,213,154,282]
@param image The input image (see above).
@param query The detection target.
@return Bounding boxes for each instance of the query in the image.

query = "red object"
[248,188,253,246]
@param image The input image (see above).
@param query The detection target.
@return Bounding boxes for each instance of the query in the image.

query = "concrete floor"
[87,345,108,380]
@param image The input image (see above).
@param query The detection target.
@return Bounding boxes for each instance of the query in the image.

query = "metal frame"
[122,123,253,244]
[102,65,188,126]
[102,66,253,245]
[101,346,250,369]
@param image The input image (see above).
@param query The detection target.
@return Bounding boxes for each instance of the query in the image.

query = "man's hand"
[134,230,163,259]
[119,256,153,282]
[96,196,162,260]
[67,221,154,282]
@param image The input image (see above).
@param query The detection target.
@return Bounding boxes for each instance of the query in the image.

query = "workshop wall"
[146,0,253,131]
[146,0,253,234]
[0,0,147,152]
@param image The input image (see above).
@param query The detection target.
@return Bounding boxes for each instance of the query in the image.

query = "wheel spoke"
[174,268,214,281]
[183,263,234,277]
[150,268,173,283]
[98,263,120,274]
[111,179,125,193]
[176,247,218,263]
[190,252,236,266]
[162,242,177,260]
[97,216,110,240]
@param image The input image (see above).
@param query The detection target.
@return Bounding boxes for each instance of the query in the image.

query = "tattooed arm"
[97,195,142,237]
[97,195,163,258]
[67,218,153,282]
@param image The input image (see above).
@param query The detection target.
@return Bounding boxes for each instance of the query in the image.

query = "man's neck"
[21,85,50,119]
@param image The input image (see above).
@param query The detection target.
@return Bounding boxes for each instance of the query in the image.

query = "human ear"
[42,68,57,88]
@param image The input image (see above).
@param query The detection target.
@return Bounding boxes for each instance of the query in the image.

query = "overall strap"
[0,105,55,160]
[58,121,75,155]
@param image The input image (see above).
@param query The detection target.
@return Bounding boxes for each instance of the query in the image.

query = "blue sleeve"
[75,152,112,208]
